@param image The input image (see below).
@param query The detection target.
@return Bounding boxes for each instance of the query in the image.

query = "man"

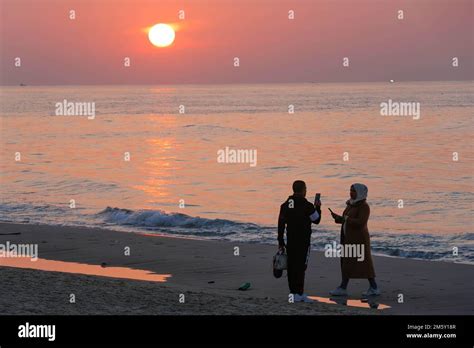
[278,180,321,302]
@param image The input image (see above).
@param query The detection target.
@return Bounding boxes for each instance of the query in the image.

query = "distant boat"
[20,83,27,86]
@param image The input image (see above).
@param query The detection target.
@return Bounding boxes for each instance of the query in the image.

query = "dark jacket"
[278,195,321,247]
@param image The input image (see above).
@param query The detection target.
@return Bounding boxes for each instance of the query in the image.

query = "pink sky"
[1,0,472,85]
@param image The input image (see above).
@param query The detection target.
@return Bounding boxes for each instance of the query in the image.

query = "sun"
[148,23,175,47]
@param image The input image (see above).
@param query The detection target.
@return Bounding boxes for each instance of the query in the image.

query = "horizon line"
[1,79,473,87]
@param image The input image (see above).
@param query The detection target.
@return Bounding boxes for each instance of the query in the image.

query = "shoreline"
[1,220,471,266]
[0,222,473,315]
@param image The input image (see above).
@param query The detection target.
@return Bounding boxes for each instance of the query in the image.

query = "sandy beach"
[0,222,472,315]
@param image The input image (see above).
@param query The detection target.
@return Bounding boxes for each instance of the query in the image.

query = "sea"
[1,81,473,263]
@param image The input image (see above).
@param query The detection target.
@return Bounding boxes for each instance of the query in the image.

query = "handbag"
[273,249,288,271]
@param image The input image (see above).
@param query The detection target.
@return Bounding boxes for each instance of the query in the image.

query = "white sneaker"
[329,287,348,296]
[300,294,314,303]
[362,287,381,296]
[292,293,313,303]
[293,294,304,302]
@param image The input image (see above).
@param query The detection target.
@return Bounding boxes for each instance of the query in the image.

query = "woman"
[329,183,380,296]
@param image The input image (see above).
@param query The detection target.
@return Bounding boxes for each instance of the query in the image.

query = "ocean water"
[1,82,473,263]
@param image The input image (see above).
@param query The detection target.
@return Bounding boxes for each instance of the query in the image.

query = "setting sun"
[148,23,175,47]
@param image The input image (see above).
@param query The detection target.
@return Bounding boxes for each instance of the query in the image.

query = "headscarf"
[346,183,368,206]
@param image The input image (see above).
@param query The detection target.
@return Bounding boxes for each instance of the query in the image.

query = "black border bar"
[0,315,472,345]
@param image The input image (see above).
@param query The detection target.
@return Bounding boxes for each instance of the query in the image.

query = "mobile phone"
[328,207,334,214]
[315,193,321,204]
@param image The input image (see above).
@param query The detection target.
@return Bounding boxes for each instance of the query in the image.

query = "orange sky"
[1,0,472,84]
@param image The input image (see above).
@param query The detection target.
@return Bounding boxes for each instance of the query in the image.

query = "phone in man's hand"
[314,193,321,205]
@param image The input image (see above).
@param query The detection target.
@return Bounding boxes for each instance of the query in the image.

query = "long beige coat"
[338,200,375,279]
